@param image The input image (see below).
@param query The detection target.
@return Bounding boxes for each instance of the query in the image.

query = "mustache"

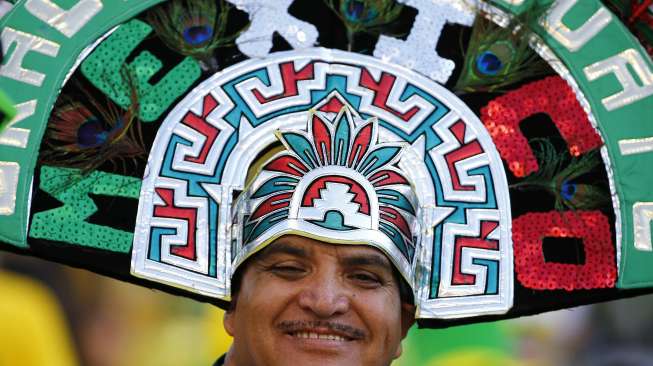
[277,320,366,340]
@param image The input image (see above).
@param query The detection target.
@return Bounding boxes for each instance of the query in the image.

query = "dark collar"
[212,354,226,366]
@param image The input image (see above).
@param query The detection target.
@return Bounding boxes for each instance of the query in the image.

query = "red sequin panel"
[481,76,603,177]
[513,210,616,291]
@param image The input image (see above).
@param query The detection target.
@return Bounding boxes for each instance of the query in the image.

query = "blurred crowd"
[2,252,653,366]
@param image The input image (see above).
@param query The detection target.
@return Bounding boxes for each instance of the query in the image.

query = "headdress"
[233,107,419,285]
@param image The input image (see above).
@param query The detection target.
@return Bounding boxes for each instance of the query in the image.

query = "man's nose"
[297,272,350,318]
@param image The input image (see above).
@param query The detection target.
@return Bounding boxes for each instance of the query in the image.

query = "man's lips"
[277,320,366,341]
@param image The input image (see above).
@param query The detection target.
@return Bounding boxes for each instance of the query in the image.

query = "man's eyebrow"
[256,242,309,260]
[341,253,392,271]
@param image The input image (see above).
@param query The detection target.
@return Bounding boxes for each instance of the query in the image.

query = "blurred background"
[3,252,653,366]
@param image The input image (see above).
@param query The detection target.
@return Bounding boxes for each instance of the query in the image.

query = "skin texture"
[223,235,415,366]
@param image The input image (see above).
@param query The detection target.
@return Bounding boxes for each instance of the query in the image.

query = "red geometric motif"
[181,93,220,164]
[452,221,499,285]
[480,76,603,177]
[445,120,484,191]
[360,68,420,121]
[317,95,345,113]
[302,176,370,214]
[252,62,315,103]
[513,210,616,291]
[153,188,198,261]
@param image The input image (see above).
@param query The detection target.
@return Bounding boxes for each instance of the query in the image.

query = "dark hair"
[228,266,244,311]
[395,269,414,306]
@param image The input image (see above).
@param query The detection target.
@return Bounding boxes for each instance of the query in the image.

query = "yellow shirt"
[0,270,78,366]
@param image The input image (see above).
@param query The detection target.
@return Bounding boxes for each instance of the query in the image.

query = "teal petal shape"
[243,209,289,244]
[379,222,411,260]
[282,132,318,169]
[377,189,415,215]
[243,216,255,244]
[251,176,299,199]
[360,146,401,175]
[333,113,351,166]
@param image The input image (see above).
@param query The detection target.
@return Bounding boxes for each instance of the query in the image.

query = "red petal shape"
[264,154,308,176]
[312,115,332,165]
[250,192,292,220]
[348,123,373,168]
[380,206,411,238]
[369,170,409,187]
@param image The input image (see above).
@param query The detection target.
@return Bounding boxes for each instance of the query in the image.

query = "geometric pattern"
[132,49,513,319]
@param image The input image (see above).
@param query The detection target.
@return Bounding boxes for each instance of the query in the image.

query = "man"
[214,107,419,365]
[219,235,415,366]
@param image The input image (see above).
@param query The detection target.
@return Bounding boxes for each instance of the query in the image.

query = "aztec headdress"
[2,0,653,327]
[232,107,419,285]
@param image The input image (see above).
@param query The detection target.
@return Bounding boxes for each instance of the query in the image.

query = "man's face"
[223,235,415,366]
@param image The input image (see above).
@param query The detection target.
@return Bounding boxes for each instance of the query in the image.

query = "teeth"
[293,332,346,341]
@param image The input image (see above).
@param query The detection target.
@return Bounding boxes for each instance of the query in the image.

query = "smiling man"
[220,235,415,366]
[215,107,420,365]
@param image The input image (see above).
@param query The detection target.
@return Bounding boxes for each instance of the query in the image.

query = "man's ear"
[393,303,416,359]
[400,302,416,338]
[223,308,236,337]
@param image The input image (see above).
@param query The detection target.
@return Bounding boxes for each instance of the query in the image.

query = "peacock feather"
[509,139,609,212]
[324,0,403,50]
[454,3,551,94]
[146,0,242,71]
[41,80,145,176]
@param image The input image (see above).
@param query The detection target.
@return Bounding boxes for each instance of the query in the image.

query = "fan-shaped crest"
[243,107,418,261]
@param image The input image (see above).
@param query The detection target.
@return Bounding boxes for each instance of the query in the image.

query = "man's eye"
[350,272,381,285]
[269,264,306,275]
[274,265,303,272]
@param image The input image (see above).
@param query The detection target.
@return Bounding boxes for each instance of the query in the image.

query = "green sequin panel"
[80,19,201,122]
[29,166,142,253]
